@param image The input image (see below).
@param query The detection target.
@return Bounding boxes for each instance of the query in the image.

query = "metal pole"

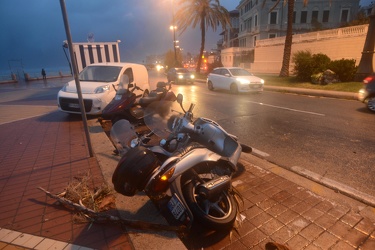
[62,45,73,75]
[59,0,94,157]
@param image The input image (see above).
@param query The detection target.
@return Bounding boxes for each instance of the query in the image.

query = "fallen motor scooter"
[110,94,252,231]
[102,80,176,124]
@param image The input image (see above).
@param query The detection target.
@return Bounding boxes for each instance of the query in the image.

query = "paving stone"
[270,225,296,244]
[330,240,356,249]
[258,218,284,236]
[355,217,375,235]
[302,207,325,222]
[286,234,309,249]
[299,223,324,241]
[314,213,338,230]
[313,231,339,249]
[341,211,364,227]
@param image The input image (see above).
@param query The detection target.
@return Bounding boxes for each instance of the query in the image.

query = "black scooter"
[102,81,176,124]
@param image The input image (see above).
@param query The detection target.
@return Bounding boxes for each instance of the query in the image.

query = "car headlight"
[178,75,184,79]
[190,75,195,79]
[236,78,250,84]
[94,85,110,93]
[261,79,265,84]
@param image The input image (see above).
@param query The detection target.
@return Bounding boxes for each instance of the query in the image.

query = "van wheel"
[230,83,238,94]
[207,81,214,91]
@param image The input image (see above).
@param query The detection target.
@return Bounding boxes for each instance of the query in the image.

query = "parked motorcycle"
[110,94,252,231]
[102,80,176,124]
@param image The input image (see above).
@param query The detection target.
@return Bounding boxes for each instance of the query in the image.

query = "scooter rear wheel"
[182,173,237,230]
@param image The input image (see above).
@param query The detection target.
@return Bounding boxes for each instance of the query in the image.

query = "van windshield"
[79,66,122,82]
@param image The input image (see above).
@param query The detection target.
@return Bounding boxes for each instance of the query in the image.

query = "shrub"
[293,50,313,81]
[329,59,357,82]
[311,53,331,74]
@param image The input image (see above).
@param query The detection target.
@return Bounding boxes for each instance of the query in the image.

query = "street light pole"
[59,0,94,157]
[171,0,177,66]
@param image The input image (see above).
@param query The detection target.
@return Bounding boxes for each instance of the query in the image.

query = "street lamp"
[170,25,178,66]
[62,40,73,75]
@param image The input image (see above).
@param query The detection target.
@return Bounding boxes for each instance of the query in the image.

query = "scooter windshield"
[110,119,137,155]
[143,100,181,139]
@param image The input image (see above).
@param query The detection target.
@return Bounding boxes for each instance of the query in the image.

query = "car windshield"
[229,68,253,76]
[79,66,122,82]
[176,68,189,73]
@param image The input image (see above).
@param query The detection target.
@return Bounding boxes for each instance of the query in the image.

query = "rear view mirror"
[177,94,183,104]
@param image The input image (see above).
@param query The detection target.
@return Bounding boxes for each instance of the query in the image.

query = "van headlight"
[61,83,68,92]
[94,85,110,93]
[190,74,195,79]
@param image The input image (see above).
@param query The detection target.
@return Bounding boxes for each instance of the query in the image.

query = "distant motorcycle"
[110,94,252,231]
[102,81,176,124]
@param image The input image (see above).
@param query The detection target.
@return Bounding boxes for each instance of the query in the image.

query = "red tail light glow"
[363,75,375,84]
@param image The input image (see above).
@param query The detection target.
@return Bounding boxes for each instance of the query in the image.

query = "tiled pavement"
[0,112,133,249]
[1,80,375,249]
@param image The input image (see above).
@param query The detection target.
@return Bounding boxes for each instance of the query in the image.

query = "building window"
[312,10,319,22]
[269,33,277,38]
[253,36,257,47]
[270,11,277,24]
[255,14,258,26]
[323,10,330,22]
[341,9,349,22]
[293,11,296,23]
[300,11,307,23]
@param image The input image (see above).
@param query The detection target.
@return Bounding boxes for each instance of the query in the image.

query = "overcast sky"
[0,0,372,72]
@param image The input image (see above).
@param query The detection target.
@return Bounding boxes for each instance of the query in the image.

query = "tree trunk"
[196,14,206,73]
[355,6,375,81]
[279,0,294,77]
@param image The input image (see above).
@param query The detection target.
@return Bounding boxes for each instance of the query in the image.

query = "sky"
[0,0,373,73]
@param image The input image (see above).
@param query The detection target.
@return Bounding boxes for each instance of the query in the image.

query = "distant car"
[358,73,375,112]
[57,62,150,115]
[166,68,195,84]
[207,67,264,94]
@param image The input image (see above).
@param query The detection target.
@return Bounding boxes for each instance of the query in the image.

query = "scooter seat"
[138,91,164,107]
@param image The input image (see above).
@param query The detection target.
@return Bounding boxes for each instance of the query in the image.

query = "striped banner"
[72,42,121,72]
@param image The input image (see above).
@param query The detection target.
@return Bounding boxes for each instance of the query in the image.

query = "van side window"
[124,68,134,83]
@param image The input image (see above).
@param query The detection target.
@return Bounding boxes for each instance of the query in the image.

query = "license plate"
[167,194,186,220]
[251,85,260,89]
[68,103,80,108]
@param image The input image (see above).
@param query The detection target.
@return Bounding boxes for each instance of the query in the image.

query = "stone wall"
[222,24,375,74]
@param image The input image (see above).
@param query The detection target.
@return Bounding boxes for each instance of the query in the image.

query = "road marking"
[251,147,270,157]
[246,100,325,116]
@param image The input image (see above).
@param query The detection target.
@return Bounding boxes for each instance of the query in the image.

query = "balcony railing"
[256,24,368,47]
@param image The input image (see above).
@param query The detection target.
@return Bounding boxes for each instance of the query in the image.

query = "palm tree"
[263,0,309,77]
[175,0,230,73]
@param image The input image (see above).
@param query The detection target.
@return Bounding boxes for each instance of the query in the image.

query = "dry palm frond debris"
[38,172,185,233]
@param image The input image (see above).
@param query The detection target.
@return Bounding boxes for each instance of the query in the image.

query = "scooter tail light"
[363,76,374,84]
[153,167,175,193]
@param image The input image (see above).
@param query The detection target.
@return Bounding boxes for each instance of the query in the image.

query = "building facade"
[219,0,366,71]
[236,0,360,49]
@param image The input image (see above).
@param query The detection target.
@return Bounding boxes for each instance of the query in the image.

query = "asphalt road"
[150,70,375,199]
[1,71,374,200]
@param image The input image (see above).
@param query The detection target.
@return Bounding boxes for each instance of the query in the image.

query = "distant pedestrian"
[41,68,46,80]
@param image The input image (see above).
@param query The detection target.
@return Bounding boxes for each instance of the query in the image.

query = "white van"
[57,62,149,115]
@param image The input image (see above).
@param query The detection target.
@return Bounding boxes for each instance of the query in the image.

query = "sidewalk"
[1,81,375,249]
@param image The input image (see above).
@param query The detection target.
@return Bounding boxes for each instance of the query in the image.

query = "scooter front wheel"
[182,175,237,230]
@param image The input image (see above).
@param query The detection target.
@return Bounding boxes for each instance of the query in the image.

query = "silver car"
[207,67,264,94]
